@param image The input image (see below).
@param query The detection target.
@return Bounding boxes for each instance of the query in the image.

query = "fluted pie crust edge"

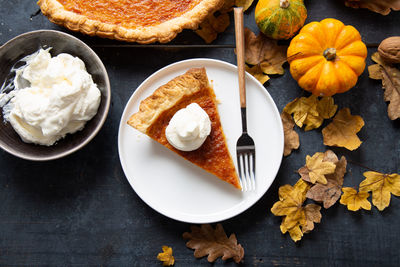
[128,68,209,133]
[37,0,224,44]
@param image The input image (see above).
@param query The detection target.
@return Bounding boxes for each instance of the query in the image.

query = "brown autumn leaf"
[235,0,255,11]
[359,171,400,211]
[157,246,175,266]
[243,28,287,82]
[271,179,322,242]
[283,95,337,131]
[306,151,347,209]
[244,28,287,70]
[322,108,365,150]
[245,64,270,85]
[340,187,371,211]
[281,112,300,156]
[368,63,383,80]
[183,224,244,263]
[344,0,400,15]
[298,152,336,185]
[368,52,400,120]
[195,0,233,43]
[302,204,322,233]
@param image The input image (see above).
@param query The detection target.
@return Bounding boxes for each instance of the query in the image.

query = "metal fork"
[234,7,256,191]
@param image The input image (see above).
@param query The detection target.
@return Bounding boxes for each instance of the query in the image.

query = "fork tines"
[237,148,256,192]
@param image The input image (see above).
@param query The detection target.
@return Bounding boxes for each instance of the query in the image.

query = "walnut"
[378,36,400,64]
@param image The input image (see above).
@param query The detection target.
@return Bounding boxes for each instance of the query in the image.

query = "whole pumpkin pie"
[128,68,241,189]
[37,0,224,43]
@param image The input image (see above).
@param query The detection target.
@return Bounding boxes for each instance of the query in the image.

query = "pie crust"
[128,68,241,189]
[37,0,224,44]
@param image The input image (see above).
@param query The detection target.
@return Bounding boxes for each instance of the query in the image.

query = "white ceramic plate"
[118,59,283,223]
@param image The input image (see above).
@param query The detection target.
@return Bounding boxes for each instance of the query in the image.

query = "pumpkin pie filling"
[147,89,238,188]
[58,0,201,27]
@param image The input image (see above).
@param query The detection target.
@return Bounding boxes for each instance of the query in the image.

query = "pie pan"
[0,30,111,161]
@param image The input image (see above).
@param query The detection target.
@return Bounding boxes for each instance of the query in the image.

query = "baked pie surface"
[37,0,224,43]
[128,68,241,189]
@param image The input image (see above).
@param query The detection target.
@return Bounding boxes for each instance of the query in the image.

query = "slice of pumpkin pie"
[128,68,240,189]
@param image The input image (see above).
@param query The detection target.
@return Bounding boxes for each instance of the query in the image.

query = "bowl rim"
[0,29,111,161]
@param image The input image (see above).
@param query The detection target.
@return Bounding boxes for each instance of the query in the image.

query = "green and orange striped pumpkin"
[255,0,307,40]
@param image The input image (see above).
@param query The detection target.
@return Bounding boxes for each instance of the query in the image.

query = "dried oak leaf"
[281,112,300,156]
[322,108,365,150]
[195,0,233,43]
[344,0,400,15]
[359,171,400,211]
[271,179,322,242]
[246,64,270,84]
[235,0,255,11]
[340,187,371,211]
[283,95,337,131]
[306,150,347,209]
[368,52,400,120]
[183,224,244,263]
[157,246,175,266]
[298,152,336,185]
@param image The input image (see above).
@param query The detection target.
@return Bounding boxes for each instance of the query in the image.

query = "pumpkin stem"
[323,48,337,61]
[280,0,290,8]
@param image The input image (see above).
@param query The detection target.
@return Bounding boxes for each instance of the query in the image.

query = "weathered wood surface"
[0,1,399,266]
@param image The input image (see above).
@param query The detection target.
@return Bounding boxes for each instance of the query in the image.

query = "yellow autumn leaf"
[283,95,322,131]
[298,152,336,185]
[317,97,338,119]
[157,246,175,266]
[271,179,322,242]
[359,171,400,211]
[279,204,322,242]
[284,95,339,131]
[340,187,371,211]
[272,179,308,215]
[285,225,303,242]
[322,108,365,150]
[245,64,270,85]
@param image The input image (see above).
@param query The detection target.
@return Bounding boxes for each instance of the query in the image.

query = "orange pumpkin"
[287,18,367,96]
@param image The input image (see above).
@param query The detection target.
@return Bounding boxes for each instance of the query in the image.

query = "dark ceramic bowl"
[0,30,111,160]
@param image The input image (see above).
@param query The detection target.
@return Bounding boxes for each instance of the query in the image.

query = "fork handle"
[234,7,246,108]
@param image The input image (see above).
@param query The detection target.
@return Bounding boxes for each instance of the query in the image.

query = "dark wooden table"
[0,1,399,266]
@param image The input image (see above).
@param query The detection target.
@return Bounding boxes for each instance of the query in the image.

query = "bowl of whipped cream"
[0,30,110,160]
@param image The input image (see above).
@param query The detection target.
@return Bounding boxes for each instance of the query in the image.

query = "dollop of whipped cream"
[0,48,101,146]
[165,103,211,151]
